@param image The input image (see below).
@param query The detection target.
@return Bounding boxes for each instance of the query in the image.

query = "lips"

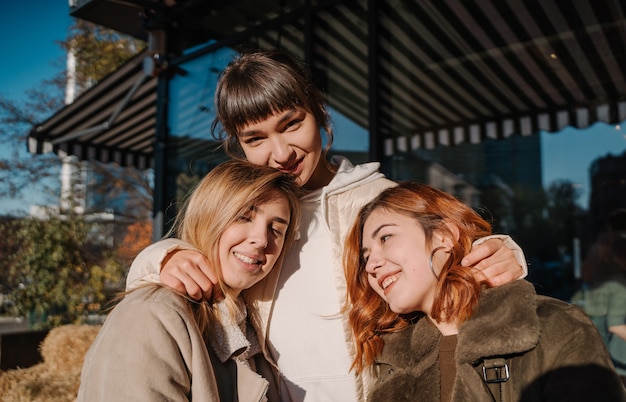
[234,251,264,266]
[279,157,303,175]
[379,272,401,290]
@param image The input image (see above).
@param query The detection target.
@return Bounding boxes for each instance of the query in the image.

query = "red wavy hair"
[343,182,492,373]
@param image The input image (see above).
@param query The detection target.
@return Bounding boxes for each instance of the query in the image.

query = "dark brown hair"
[211,50,333,158]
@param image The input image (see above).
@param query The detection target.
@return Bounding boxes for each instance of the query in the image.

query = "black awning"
[28,0,626,168]
[306,0,626,155]
[27,49,157,169]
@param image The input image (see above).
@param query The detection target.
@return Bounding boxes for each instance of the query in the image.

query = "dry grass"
[0,324,101,402]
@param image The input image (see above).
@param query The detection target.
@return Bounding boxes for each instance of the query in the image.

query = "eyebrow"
[273,216,290,225]
[251,205,290,226]
[360,223,396,255]
[370,223,396,239]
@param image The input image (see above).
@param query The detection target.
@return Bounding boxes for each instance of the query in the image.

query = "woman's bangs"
[232,82,301,132]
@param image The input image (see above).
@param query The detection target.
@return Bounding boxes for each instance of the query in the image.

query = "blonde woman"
[78,160,301,401]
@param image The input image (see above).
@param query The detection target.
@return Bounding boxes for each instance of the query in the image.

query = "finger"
[180,254,221,301]
[161,250,219,301]
[472,250,524,286]
[184,266,218,301]
[471,267,489,284]
[461,238,501,267]
[212,286,225,302]
[159,274,187,294]
[161,271,204,300]
[477,261,521,287]
[192,257,220,289]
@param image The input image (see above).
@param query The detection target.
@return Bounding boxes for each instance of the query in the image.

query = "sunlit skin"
[362,208,440,315]
[238,108,335,191]
[362,208,460,335]
[218,198,291,296]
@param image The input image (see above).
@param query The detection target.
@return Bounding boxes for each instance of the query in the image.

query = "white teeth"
[234,252,260,265]
[382,274,399,289]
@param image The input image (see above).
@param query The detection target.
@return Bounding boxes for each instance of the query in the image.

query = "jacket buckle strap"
[482,358,510,383]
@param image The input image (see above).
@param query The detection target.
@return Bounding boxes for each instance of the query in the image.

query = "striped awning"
[28,49,157,169]
[370,0,626,155]
[27,0,626,168]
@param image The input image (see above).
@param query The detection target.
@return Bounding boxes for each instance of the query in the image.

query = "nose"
[365,253,383,277]
[248,221,269,249]
[270,136,294,166]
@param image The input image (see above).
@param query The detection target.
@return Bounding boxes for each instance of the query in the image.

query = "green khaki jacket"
[372,280,626,402]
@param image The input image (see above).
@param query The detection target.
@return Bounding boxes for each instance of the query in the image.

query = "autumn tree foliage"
[60,19,145,95]
[1,213,125,328]
[117,220,153,267]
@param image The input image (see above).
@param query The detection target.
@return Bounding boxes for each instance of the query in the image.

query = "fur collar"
[208,299,261,364]
[379,280,541,366]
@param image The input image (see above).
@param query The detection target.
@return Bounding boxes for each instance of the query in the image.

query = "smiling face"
[237,108,334,190]
[361,208,441,315]
[218,196,291,296]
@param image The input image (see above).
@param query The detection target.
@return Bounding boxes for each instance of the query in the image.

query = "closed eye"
[270,225,285,237]
[241,135,264,145]
[284,118,302,131]
[237,207,255,222]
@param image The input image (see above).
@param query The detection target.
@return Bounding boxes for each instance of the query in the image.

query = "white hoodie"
[126,157,526,402]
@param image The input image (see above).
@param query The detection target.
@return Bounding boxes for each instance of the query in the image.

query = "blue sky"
[0,1,71,101]
[0,1,71,214]
[0,1,625,214]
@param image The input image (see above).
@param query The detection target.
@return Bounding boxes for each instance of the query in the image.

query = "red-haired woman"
[344,182,625,401]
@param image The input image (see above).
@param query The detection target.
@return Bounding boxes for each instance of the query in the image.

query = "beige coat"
[125,158,527,401]
[126,159,397,401]
[78,287,279,401]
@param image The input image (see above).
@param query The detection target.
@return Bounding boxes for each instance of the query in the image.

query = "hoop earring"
[429,246,448,280]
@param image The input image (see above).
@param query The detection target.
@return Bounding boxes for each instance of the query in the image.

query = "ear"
[435,220,460,250]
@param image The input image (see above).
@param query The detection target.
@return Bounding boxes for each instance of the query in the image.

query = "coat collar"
[378,280,541,367]
[208,299,262,364]
[457,280,540,363]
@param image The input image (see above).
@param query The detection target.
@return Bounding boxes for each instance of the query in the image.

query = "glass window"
[167,48,236,202]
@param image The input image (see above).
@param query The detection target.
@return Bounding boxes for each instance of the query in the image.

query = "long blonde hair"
[168,160,301,340]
